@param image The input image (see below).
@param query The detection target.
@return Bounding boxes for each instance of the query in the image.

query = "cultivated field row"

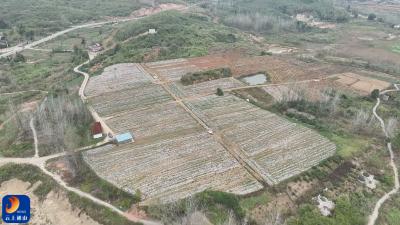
[83,131,263,204]
[85,63,154,97]
[167,78,245,99]
[89,82,172,116]
[105,101,200,140]
[186,94,336,184]
[145,59,202,82]
[83,62,337,203]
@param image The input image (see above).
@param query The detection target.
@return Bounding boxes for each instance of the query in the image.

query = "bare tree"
[351,109,379,134]
[35,94,92,156]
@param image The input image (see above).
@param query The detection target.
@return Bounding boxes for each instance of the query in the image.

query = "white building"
[149,29,157,34]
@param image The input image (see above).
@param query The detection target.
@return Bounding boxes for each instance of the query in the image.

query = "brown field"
[334,72,391,93]
[144,53,342,83]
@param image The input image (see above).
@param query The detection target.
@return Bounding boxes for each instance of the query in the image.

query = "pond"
[242,74,268,85]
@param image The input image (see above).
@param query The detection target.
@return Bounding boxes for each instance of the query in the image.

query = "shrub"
[181,68,232,85]
[196,191,245,219]
[368,13,377,21]
[216,88,224,96]
[13,53,26,63]
[371,89,380,99]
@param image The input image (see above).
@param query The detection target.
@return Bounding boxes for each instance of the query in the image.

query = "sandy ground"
[0,179,100,225]
[131,4,186,17]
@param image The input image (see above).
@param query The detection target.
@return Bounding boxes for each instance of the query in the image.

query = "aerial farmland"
[83,57,337,204]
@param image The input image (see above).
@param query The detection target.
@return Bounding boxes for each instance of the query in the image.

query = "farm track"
[74,62,116,139]
[145,65,273,186]
[225,74,339,92]
[0,119,161,225]
[0,4,205,224]
[0,90,48,96]
[367,84,400,225]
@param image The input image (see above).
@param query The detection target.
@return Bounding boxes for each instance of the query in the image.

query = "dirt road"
[74,61,115,139]
[0,90,48,96]
[368,84,400,225]
[0,117,161,225]
[30,118,39,158]
[0,20,124,58]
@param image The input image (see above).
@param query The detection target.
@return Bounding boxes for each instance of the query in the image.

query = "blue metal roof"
[116,132,133,143]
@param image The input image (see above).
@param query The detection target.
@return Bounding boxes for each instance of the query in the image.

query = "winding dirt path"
[74,61,115,140]
[367,84,400,225]
[0,118,161,225]
[30,118,39,158]
[0,90,48,96]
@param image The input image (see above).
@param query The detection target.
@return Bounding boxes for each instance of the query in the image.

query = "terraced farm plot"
[105,101,201,140]
[168,78,245,99]
[83,132,263,204]
[144,59,201,82]
[85,63,153,97]
[88,82,172,116]
[144,54,338,84]
[186,94,336,183]
[84,61,336,204]
[334,72,391,94]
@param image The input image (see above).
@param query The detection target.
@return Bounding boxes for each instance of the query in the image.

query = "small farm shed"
[88,43,103,52]
[91,122,103,139]
[382,94,390,101]
[116,132,134,144]
[149,29,157,34]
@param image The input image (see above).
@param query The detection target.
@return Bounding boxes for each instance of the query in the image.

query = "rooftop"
[116,132,134,143]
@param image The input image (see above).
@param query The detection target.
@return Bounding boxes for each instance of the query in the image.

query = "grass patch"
[68,155,141,211]
[0,119,34,158]
[288,194,368,225]
[67,192,141,225]
[239,192,269,212]
[328,133,369,159]
[148,190,246,224]
[385,208,400,225]
[392,43,400,54]
[0,164,56,200]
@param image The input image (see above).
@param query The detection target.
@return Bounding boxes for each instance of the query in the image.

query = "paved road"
[368,84,400,225]
[0,20,121,58]
[0,3,199,59]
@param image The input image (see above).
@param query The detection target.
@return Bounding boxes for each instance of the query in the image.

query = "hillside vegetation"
[0,0,175,45]
[89,11,246,69]
[189,0,349,33]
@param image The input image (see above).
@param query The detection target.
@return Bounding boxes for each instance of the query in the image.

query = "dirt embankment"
[0,179,100,225]
[131,3,186,17]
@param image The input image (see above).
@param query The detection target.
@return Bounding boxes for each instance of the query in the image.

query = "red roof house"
[91,122,103,139]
